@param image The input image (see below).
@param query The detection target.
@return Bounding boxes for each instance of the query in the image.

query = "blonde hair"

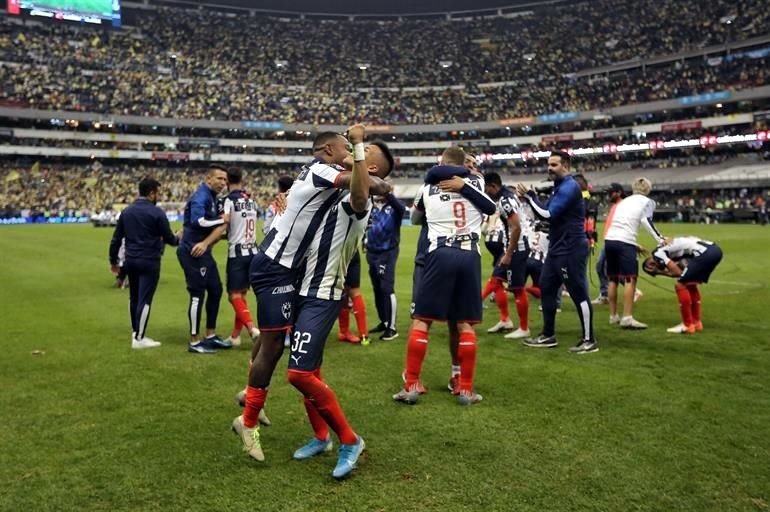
[632,177,652,196]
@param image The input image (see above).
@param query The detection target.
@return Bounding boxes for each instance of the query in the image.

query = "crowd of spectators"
[0,0,768,124]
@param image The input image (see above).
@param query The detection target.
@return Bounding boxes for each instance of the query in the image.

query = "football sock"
[526,286,542,299]
[352,295,368,336]
[243,386,268,429]
[688,285,701,324]
[338,304,350,334]
[481,277,497,300]
[457,331,477,393]
[404,328,429,388]
[513,288,529,330]
[493,281,510,322]
[231,318,244,339]
[451,364,461,377]
[288,369,357,445]
[676,286,693,326]
[230,296,255,331]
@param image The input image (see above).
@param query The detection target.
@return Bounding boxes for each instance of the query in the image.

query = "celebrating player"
[484,172,531,340]
[394,146,496,405]
[219,167,261,347]
[288,132,394,480]
[643,237,723,334]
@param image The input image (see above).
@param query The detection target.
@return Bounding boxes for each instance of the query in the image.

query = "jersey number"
[291,331,312,354]
[245,218,255,241]
[453,202,467,228]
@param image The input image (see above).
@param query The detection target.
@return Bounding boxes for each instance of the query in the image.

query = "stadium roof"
[156,0,554,16]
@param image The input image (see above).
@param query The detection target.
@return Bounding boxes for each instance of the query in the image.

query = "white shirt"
[653,237,714,265]
[298,195,371,301]
[416,175,493,254]
[223,191,259,258]
[261,160,345,269]
[605,194,664,245]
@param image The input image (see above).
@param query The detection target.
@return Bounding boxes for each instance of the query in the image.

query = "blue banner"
[678,91,731,106]
[242,121,284,130]
[0,217,90,225]
[537,111,579,123]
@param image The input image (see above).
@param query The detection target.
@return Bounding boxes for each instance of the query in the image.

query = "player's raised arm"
[439,176,496,215]
[347,124,370,212]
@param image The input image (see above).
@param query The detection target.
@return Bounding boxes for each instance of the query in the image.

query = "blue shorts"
[526,258,543,285]
[414,247,482,324]
[288,296,343,371]
[411,262,425,317]
[177,248,221,294]
[345,251,361,288]
[249,252,298,331]
[506,250,529,290]
[605,240,639,282]
[226,254,253,292]
[680,244,722,284]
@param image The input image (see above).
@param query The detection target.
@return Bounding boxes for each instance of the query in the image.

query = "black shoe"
[380,329,399,341]
[522,333,558,348]
[370,322,387,334]
[204,335,233,349]
[569,339,598,354]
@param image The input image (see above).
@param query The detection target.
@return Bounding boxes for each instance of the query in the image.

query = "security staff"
[109,177,179,349]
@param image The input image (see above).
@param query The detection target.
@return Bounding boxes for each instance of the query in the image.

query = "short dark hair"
[139,177,160,197]
[573,173,588,189]
[442,146,466,166]
[277,175,293,193]
[313,132,341,150]
[369,139,395,177]
[208,164,228,175]
[484,172,502,187]
[227,167,243,185]
[550,149,571,166]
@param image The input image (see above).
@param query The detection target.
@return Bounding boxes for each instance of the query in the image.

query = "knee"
[287,369,313,388]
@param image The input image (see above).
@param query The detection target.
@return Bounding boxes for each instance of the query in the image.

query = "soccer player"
[604,177,665,329]
[337,250,369,345]
[592,183,625,305]
[232,128,389,463]
[177,165,232,354]
[218,167,261,347]
[109,177,179,349]
[263,175,293,235]
[643,237,723,334]
[366,187,405,341]
[394,147,497,405]
[288,133,394,480]
[517,150,598,354]
[484,172,531,340]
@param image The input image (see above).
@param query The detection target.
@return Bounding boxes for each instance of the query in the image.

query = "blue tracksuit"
[178,182,224,336]
[526,175,594,341]
[109,197,178,340]
[367,194,405,329]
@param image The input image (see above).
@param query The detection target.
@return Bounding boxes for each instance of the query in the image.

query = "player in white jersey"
[262,175,293,236]
[215,167,262,349]
[643,236,723,334]
[287,138,394,480]
[394,147,496,406]
[484,172,532,339]
[233,126,390,467]
[604,177,665,329]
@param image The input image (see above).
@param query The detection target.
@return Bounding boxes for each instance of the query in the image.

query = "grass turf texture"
[1,223,769,511]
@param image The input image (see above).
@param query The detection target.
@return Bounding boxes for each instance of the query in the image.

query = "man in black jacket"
[109,177,179,349]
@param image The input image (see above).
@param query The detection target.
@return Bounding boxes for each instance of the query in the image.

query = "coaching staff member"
[517,150,597,354]
[109,177,179,350]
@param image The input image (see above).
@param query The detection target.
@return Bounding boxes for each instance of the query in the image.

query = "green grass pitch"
[1,223,769,511]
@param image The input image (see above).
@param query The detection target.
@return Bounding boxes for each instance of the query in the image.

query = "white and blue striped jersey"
[528,228,550,263]
[652,237,714,265]
[260,160,346,269]
[416,175,493,254]
[298,195,371,301]
[497,189,528,252]
[222,190,259,259]
[484,213,505,244]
